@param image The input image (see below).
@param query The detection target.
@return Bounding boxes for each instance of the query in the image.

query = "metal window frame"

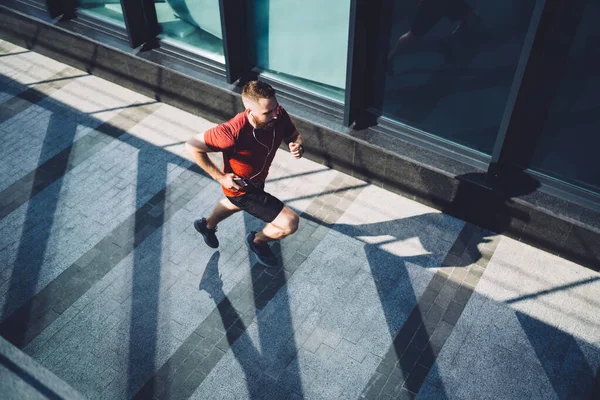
[488,0,547,176]
[343,0,365,127]
[135,0,244,82]
[219,0,246,83]
[44,0,132,44]
[240,1,349,119]
[45,0,240,81]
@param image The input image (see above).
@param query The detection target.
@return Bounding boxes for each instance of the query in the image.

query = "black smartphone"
[233,177,248,187]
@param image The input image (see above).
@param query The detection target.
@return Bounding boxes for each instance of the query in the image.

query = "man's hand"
[289,142,303,159]
[218,173,244,191]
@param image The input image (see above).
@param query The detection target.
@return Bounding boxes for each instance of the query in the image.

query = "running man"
[185,81,304,267]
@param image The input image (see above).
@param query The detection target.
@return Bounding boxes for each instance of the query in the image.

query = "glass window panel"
[77,0,125,27]
[373,0,538,154]
[247,0,351,102]
[155,0,224,62]
[528,1,600,195]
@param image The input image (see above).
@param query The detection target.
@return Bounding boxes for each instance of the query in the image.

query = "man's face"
[244,96,279,129]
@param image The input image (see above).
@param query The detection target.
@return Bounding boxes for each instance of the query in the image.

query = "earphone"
[246,111,276,181]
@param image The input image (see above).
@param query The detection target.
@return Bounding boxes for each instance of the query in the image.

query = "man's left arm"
[286,129,304,159]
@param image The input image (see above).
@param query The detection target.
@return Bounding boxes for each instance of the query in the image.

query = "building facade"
[1,0,599,269]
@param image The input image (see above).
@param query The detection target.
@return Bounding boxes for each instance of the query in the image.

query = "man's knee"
[285,213,299,235]
[273,207,299,236]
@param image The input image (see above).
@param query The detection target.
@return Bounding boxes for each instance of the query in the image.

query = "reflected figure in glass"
[373,0,537,155]
[387,0,482,65]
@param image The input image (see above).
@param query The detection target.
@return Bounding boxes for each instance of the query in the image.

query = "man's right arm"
[185,132,242,190]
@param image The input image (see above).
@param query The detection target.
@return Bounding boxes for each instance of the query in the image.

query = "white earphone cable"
[248,126,275,181]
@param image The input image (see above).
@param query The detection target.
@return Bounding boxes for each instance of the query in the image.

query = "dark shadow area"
[517,311,599,399]
[0,113,78,347]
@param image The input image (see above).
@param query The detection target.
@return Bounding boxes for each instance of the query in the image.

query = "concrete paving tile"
[303,327,328,354]
[23,305,83,359]
[417,382,454,400]
[454,341,548,400]
[52,341,119,395]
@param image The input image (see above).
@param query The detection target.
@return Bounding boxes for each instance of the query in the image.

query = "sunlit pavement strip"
[0,39,599,400]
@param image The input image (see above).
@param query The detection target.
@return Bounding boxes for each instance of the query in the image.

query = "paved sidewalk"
[0,39,599,400]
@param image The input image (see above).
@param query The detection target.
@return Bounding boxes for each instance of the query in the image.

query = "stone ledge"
[0,336,86,400]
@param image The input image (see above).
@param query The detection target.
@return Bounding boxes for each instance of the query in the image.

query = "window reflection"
[155,0,224,62]
[77,0,125,26]
[374,0,537,154]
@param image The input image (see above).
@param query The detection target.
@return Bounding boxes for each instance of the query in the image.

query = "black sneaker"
[246,231,278,267]
[194,218,219,248]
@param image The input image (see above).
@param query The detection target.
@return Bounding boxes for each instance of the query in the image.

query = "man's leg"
[206,198,242,229]
[195,198,241,248]
[254,206,299,244]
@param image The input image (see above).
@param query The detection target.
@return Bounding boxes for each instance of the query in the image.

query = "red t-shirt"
[204,106,297,197]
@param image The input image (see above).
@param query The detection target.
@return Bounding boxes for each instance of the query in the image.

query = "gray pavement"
[0,39,599,400]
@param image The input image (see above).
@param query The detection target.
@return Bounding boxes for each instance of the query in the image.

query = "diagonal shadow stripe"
[1,113,79,348]
[0,102,162,219]
[360,224,500,398]
[133,173,365,399]
[0,68,79,123]
[0,50,30,57]
[516,311,598,399]
[125,145,169,399]
[506,276,600,304]
[0,164,208,348]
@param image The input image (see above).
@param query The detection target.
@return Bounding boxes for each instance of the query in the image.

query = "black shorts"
[226,184,284,223]
[411,0,472,37]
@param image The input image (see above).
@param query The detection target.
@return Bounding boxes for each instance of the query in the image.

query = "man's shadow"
[199,251,302,399]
